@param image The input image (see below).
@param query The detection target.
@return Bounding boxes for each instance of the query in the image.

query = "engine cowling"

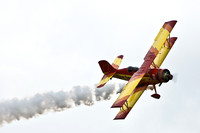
[156,69,173,83]
[127,66,139,73]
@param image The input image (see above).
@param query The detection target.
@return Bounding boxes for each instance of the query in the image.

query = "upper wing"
[114,84,148,119]
[151,37,177,68]
[111,20,177,108]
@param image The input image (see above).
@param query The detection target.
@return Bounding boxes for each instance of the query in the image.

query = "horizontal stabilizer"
[97,72,116,88]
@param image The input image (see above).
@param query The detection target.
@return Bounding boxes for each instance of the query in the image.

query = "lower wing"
[114,84,148,119]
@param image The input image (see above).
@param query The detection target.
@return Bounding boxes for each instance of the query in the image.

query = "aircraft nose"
[161,69,173,82]
[169,74,173,80]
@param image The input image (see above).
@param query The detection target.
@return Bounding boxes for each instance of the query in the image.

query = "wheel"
[151,94,160,99]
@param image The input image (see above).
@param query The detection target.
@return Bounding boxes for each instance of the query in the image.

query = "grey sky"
[0,0,200,132]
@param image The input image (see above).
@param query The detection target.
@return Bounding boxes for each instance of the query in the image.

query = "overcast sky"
[0,0,200,132]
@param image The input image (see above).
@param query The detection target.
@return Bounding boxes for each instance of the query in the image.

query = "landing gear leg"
[151,84,160,99]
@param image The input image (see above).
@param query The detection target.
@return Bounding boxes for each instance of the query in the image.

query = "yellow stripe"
[153,43,171,68]
[97,75,113,87]
[116,78,142,100]
[112,57,122,69]
[153,29,169,51]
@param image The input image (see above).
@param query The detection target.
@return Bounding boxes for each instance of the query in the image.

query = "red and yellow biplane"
[97,20,177,120]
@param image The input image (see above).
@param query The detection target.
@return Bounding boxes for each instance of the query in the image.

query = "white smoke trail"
[0,83,125,125]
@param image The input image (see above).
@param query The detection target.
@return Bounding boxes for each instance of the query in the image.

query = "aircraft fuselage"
[113,66,173,85]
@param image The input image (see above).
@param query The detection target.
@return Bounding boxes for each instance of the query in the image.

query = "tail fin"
[97,55,123,88]
[99,60,116,74]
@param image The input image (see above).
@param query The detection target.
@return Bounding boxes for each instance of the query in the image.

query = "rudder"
[98,60,116,74]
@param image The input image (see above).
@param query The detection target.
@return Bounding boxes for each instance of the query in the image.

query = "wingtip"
[169,37,177,44]
[111,101,125,108]
[163,20,177,32]
[97,83,105,88]
[117,55,124,59]
[113,110,130,120]
[113,117,125,120]
[167,20,177,29]
[111,97,129,108]
[165,37,177,48]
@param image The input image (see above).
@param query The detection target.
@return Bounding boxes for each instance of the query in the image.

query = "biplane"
[97,20,177,120]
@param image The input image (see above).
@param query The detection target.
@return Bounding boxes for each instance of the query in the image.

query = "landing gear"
[151,84,160,99]
[151,94,160,99]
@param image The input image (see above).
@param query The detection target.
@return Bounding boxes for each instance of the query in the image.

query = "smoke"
[0,83,125,125]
